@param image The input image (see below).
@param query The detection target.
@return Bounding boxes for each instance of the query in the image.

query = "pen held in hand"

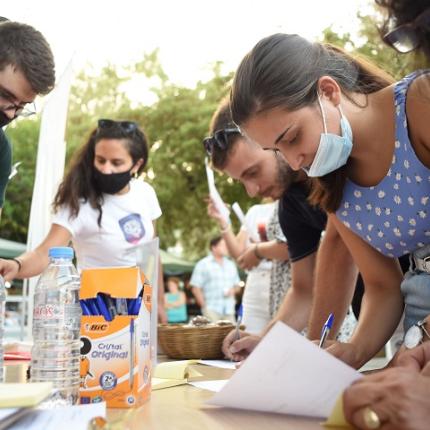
[233,304,243,342]
[318,313,334,348]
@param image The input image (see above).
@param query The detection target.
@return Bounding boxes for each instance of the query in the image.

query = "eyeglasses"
[382,8,430,53]
[97,119,138,133]
[202,127,241,156]
[0,86,36,119]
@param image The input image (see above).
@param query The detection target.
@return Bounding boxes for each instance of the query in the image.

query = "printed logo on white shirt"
[119,213,145,244]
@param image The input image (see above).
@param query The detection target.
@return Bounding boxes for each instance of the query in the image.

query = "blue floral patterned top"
[336,71,430,258]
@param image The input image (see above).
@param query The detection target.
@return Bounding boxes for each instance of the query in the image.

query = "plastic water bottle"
[0,276,6,382]
[31,247,81,406]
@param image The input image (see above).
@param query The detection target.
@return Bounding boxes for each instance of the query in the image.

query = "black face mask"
[93,167,133,194]
[0,111,13,128]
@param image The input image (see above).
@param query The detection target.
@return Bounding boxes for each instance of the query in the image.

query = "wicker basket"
[158,323,237,359]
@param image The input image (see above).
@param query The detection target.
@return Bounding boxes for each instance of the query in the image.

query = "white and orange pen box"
[79,266,152,408]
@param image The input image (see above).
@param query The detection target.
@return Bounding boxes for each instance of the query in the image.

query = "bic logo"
[84,323,109,332]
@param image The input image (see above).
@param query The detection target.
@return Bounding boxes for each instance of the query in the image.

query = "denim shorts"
[401,269,430,332]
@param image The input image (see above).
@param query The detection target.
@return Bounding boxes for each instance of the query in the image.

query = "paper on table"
[207,322,361,418]
[152,360,203,390]
[324,395,353,428]
[152,377,188,391]
[205,158,230,224]
[0,383,53,408]
[8,402,106,430]
[188,380,229,392]
[197,360,237,370]
[154,360,202,380]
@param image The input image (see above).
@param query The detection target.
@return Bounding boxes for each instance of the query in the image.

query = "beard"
[274,151,299,197]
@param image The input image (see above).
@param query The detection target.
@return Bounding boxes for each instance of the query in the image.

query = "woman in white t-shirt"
[0,119,167,322]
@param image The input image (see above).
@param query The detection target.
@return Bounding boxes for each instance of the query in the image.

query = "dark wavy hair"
[53,122,148,225]
[376,0,430,59]
[208,98,242,170]
[0,21,55,95]
[230,33,394,212]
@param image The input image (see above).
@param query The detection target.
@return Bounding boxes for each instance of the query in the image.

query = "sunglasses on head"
[382,8,430,53]
[97,119,138,133]
[202,127,241,156]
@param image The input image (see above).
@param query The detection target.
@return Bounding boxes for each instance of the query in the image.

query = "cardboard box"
[79,267,151,408]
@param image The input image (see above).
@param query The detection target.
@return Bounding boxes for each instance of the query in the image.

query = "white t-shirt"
[241,202,276,272]
[52,179,162,270]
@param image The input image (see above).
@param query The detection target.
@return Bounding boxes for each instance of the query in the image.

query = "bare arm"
[207,197,247,259]
[307,216,358,340]
[253,240,289,261]
[9,223,71,280]
[191,286,205,309]
[327,215,404,368]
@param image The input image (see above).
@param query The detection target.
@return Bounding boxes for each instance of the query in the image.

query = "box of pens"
[79,266,152,408]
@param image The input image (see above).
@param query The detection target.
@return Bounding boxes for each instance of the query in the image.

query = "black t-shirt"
[0,129,12,208]
[278,181,327,262]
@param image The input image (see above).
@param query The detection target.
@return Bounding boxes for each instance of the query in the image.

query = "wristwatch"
[404,319,430,349]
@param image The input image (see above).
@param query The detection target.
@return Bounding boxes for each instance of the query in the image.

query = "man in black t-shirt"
[203,99,360,359]
[0,19,55,218]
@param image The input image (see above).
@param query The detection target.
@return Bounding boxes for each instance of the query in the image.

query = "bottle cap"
[48,246,74,259]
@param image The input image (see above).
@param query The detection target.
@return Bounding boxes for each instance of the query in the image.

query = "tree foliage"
[2,9,426,258]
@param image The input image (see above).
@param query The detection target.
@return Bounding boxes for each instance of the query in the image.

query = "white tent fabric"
[23,59,74,339]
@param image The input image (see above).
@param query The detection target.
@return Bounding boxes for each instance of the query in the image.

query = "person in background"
[0,18,55,218]
[0,119,167,322]
[190,236,240,322]
[165,277,187,323]
[230,32,428,369]
[342,2,430,429]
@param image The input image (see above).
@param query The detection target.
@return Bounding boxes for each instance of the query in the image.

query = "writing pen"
[233,304,243,342]
[96,293,113,322]
[130,318,135,390]
[319,313,334,348]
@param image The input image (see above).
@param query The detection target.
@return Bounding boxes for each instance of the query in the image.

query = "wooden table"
[5,361,327,430]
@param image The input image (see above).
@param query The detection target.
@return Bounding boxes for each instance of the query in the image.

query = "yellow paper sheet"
[324,395,353,429]
[154,360,201,380]
[152,360,203,391]
[0,382,53,408]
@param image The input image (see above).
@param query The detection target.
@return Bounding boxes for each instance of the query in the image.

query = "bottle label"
[33,304,65,320]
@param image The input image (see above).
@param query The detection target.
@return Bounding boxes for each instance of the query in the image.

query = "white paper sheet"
[8,402,106,430]
[205,158,230,223]
[188,380,228,392]
[207,322,361,418]
[197,360,237,370]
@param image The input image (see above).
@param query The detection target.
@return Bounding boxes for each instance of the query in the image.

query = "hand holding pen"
[319,313,334,348]
[233,304,243,342]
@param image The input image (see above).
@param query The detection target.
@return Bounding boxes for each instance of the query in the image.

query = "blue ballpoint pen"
[319,313,334,348]
[233,304,243,342]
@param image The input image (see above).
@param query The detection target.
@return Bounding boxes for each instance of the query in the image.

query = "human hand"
[207,197,228,227]
[222,329,261,361]
[0,259,20,282]
[323,341,363,369]
[237,246,260,270]
[343,366,430,430]
[395,342,430,375]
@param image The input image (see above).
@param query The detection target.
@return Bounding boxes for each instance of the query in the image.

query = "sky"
[3,0,375,88]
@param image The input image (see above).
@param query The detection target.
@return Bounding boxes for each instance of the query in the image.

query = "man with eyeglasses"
[0,18,55,217]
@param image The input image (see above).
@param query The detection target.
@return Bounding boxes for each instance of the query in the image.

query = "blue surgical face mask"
[304,94,353,177]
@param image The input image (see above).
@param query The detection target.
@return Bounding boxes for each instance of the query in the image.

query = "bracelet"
[220,224,230,234]
[11,258,22,273]
[253,244,263,260]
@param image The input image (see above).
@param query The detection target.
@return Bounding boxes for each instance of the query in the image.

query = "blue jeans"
[401,269,430,332]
